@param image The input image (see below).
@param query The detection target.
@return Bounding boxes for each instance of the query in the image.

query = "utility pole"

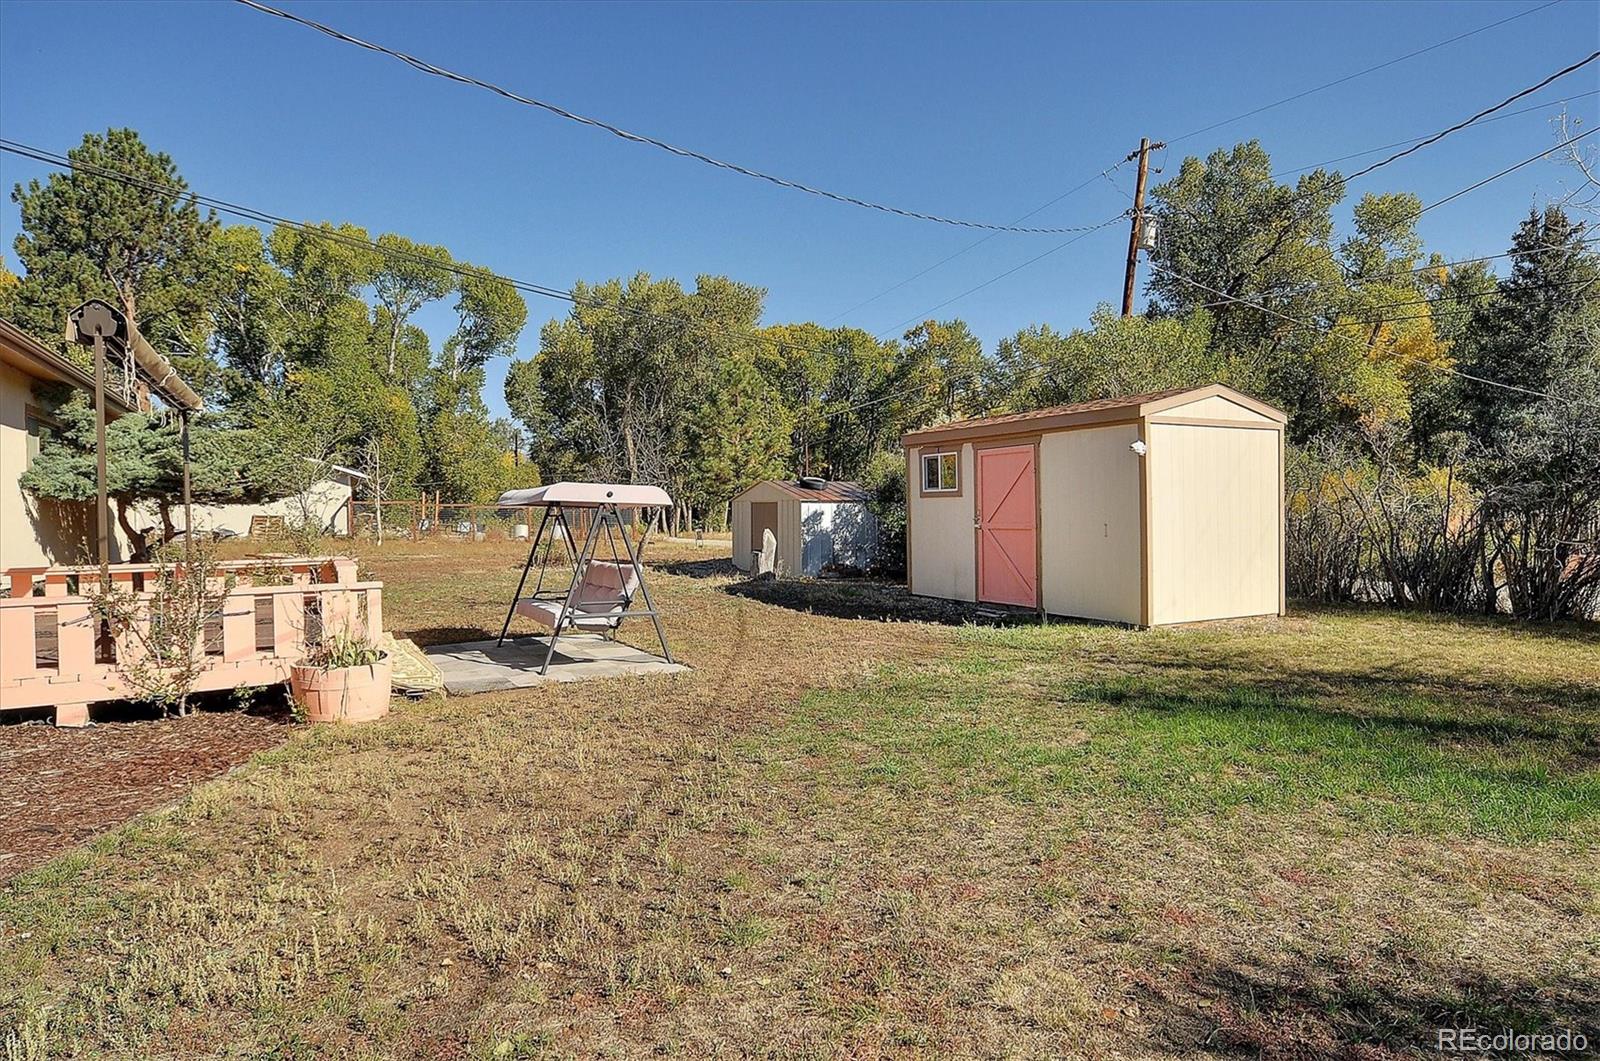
[1121,137,1165,318]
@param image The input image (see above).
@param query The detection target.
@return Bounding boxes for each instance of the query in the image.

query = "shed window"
[921,451,958,493]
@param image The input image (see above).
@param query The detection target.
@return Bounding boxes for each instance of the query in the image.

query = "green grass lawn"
[785,616,1599,842]
[2,541,1596,1058]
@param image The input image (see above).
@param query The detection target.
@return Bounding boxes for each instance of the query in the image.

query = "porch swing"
[494,482,674,675]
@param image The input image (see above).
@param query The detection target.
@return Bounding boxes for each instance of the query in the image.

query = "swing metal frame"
[496,499,673,676]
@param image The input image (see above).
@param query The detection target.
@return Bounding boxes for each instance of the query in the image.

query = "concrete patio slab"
[423,635,687,695]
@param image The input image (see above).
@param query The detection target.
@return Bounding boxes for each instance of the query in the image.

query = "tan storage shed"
[901,384,1286,626]
[731,479,878,576]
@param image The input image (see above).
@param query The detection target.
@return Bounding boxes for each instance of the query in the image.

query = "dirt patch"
[0,696,292,878]
[725,572,1046,625]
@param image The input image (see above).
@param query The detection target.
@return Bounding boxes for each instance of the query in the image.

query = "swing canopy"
[497,482,671,509]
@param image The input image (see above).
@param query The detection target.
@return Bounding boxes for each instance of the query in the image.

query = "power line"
[822,159,1132,325]
[0,136,1018,429]
[0,138,924,378]
[1162,54,1600,239]
[871,218,1128,342]
[1201,272,1596,319]
[1420,127,1596,212]
[1164,0,1565,145]
[1345,237,1600,288]
[1342,50,1599,184]
[1153,125,1598,318]
[4,129,1590,435]
[863,56,1599,340]
[233,0,1110,237]
[1273,89,1600,179]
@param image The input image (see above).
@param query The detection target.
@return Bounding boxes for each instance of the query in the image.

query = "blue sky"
[2,0,1596,420]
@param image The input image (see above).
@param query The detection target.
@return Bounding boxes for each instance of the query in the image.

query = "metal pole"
[498,505,551,646]
[542,505,606,675]
[615,504,674,665]
[92,330,110,577]
[181,411,194,564]
[1121,137,1164,318]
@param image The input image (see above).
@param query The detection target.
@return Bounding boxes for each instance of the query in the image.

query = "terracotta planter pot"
[290,652,393,724]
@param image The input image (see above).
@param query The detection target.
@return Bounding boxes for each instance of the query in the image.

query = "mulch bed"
[0,702,292,880]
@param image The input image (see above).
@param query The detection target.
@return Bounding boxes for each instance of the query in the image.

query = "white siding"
[799,501,877,575]
[908,443,975,601]
[1039,424,1143,624]
[132,478,354,539]
[1153,393,1278,425]
[1147,422,1281,623]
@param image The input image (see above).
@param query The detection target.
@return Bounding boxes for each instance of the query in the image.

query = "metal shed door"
[976,445,1038,608]
[749,502,779,560]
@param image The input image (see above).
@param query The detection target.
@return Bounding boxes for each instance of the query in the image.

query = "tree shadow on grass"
[404,625,496,648]
[655,557,739,579]
[1141,945,1598,1059]
[1074,676,1599,747]
[1051,677,1599,841]
[1301,600,1600,645]
[1090,651,1600,731]
[724,576,1044,627]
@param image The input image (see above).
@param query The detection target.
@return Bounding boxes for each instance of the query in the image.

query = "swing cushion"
[514,561,641,631]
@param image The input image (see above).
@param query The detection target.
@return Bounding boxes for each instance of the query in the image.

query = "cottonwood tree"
[211,224,293,394]
[897,319,993,423]
[993,307,1228,411]
[511,273,765,529]
[373,234,453,376]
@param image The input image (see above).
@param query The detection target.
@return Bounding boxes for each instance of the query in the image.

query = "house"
[0,316,135,570]
[136,460,367,539]
[1,308,387,727]
[901,384,1286,626]
[730,479,879,576]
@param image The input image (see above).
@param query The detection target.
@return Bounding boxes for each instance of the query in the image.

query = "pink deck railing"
[0,557,383,725]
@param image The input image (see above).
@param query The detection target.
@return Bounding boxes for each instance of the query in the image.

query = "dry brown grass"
[2,538,1596,1059]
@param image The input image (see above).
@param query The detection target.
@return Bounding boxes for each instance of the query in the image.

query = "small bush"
[861,450,906,579]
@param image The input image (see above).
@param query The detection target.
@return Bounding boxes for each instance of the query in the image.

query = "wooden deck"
[1,557,382,726]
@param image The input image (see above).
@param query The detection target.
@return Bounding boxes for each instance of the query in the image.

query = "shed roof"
[743,480,870,503]
[901,384,1285,446]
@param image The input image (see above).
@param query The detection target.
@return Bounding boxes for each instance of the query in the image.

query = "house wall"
[0,362,128,570]
[907,442,975,601]
[131,478,354,539]
[799,501,878,575]
[731,483,801,574]
[1146,421,1282,624]
[1038,423,1143,624]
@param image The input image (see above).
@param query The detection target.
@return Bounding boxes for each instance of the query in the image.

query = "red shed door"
[976,445,1038,608]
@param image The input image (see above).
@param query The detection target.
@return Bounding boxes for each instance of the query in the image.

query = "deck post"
[54,702,90,728]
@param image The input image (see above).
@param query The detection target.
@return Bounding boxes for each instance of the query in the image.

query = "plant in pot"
[291,629,393,724]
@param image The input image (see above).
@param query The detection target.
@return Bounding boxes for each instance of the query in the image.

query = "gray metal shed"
[731,479,879,576]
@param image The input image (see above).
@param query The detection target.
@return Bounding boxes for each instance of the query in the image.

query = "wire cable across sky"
[233,0,1119,236]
